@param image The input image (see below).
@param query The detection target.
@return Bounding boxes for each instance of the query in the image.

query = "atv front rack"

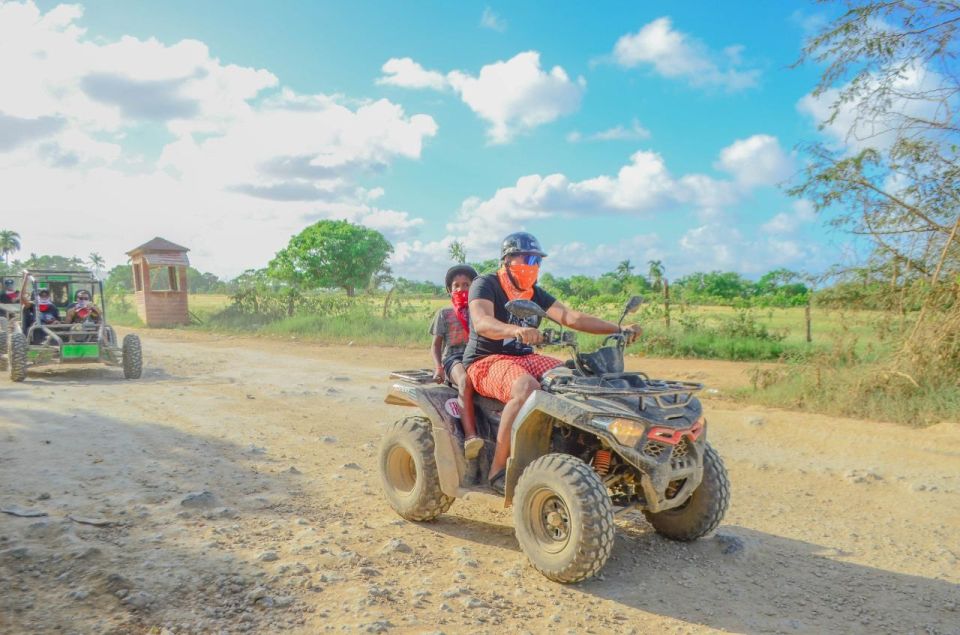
[547,375,704,409]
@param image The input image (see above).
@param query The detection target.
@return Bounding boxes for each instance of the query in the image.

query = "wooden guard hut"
[127,237,190,326]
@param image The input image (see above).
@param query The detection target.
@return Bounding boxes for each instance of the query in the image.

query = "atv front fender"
[503,390,606,506]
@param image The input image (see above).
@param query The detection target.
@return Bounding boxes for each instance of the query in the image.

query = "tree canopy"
[268,220,393,296]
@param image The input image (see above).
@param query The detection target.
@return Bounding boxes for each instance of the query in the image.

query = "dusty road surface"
[1,329,958,635]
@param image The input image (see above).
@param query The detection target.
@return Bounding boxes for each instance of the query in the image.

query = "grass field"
[150,292,895,361]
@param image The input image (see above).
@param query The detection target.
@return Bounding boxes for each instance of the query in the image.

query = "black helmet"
[445,264,478,292]
[501,232,547,260]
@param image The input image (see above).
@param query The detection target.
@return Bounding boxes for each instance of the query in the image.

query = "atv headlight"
[592,416,645,447]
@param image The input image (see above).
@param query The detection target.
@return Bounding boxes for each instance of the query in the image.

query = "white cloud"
[376,58,448,90]
[715,134,793,187]
[390,134,793,279]
[567,119,650,143]
[680,223,817,274]
[0,1,437,276]
[762,199,817,234]
[378,51,585,143]
[797,62,948,153]
[480,7,507,32]
[612,17,759,91]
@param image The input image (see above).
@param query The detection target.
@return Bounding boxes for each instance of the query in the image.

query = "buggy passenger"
[65,290,101,324]
[431,265,483,460]
[2,279,19,304]
[22,288,61,343]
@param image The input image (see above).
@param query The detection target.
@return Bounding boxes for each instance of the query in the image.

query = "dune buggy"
[1,269,142,382]
[379,296,729,583]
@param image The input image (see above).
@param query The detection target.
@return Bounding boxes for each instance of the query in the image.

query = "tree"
[795,0,960,377]
[647,260,665,290]
[268,220,393,296]
[449,240,467,264]
[0,230,21,265]
[795,1,959,284]
[615,259,634,283]
[88,252,105,278]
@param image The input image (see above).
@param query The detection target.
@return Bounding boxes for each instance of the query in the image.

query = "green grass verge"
[733,361,960,426]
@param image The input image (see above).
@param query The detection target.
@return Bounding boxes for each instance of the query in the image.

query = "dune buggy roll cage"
[19,270,109,346]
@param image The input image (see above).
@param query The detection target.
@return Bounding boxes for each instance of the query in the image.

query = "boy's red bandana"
[451,290,469,332]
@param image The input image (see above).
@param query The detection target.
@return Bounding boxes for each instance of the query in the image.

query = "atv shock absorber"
[592,449,612,476]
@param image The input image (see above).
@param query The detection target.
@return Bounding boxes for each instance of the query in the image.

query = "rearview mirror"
[618,295,643,326]
[624,295,643,314]
[505,299,547,321]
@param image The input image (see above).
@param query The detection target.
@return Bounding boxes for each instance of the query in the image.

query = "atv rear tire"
[8,331,27,382]
[122,334,142,379]
[513,453,615,583]
[379,416,454,521]
[643,443,730,541]
[0,317,7,356]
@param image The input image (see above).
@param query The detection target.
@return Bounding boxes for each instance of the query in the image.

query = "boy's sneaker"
[464,436,483,460]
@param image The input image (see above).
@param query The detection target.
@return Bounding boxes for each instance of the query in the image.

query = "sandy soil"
[1,329,958,635]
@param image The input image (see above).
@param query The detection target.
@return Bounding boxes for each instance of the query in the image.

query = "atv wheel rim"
[384,446,417,496]
[527,488,571,553]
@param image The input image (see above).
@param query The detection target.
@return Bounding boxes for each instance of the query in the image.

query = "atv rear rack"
[390,369,437,384]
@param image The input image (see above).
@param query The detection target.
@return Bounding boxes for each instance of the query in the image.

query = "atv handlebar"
[539,328,577,348]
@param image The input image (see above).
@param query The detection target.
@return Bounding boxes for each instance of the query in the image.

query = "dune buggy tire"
[513,453,615,583]
[8,331,27,382]
[122,334,142,379]
[0,317,7,356]
[378,416,454,521]
[643,443,730,541]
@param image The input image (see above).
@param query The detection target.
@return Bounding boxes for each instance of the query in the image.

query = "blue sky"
[3,1,850,280]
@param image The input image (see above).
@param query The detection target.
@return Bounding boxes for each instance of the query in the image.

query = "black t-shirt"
[461,273,557,367]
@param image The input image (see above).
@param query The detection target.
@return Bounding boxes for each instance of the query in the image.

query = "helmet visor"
[519,254,542,266]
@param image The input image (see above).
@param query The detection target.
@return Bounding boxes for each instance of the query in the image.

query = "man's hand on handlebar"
[621,324,642,345]
[515,326,543,345]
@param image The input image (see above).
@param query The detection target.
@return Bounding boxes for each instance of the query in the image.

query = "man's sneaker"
[464,436,483,460]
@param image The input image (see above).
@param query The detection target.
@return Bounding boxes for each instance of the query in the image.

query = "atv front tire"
[8,331,27,382]
[643,443,730,541]
[122,334,142,379]
[378,416,454,521]
[513,453,615,583]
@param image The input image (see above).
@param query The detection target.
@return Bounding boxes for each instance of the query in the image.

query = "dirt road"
[1,330,958,634]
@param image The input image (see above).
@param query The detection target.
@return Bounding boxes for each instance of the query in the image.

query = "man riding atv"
[464,232,642,494]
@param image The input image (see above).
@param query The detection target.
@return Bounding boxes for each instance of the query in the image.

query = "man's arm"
[470,298,542,344]
[546,301,619,334]
[546,300,642,343]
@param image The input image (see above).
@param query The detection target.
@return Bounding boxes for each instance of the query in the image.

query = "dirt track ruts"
[1,328,958,634]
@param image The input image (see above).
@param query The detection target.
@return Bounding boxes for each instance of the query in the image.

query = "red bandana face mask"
[451,290,469,332]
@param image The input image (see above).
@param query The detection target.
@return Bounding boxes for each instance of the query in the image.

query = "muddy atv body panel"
[385,366,709,513]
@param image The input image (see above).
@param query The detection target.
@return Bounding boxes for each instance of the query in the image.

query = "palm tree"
[615,259,634,283]
[0,230,21,266]
[647,260,665,291]
[88,252,106,278]
[449,240,467,264]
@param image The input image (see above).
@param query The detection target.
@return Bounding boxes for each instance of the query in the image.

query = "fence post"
[664,279,671,330]
[805,300,812,343]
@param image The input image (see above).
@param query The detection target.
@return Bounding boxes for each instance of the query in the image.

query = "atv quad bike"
[380,296,729,583]
[1,269,142,382]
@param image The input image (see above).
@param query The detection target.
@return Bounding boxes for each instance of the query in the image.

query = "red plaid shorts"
[466,354,563,403]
